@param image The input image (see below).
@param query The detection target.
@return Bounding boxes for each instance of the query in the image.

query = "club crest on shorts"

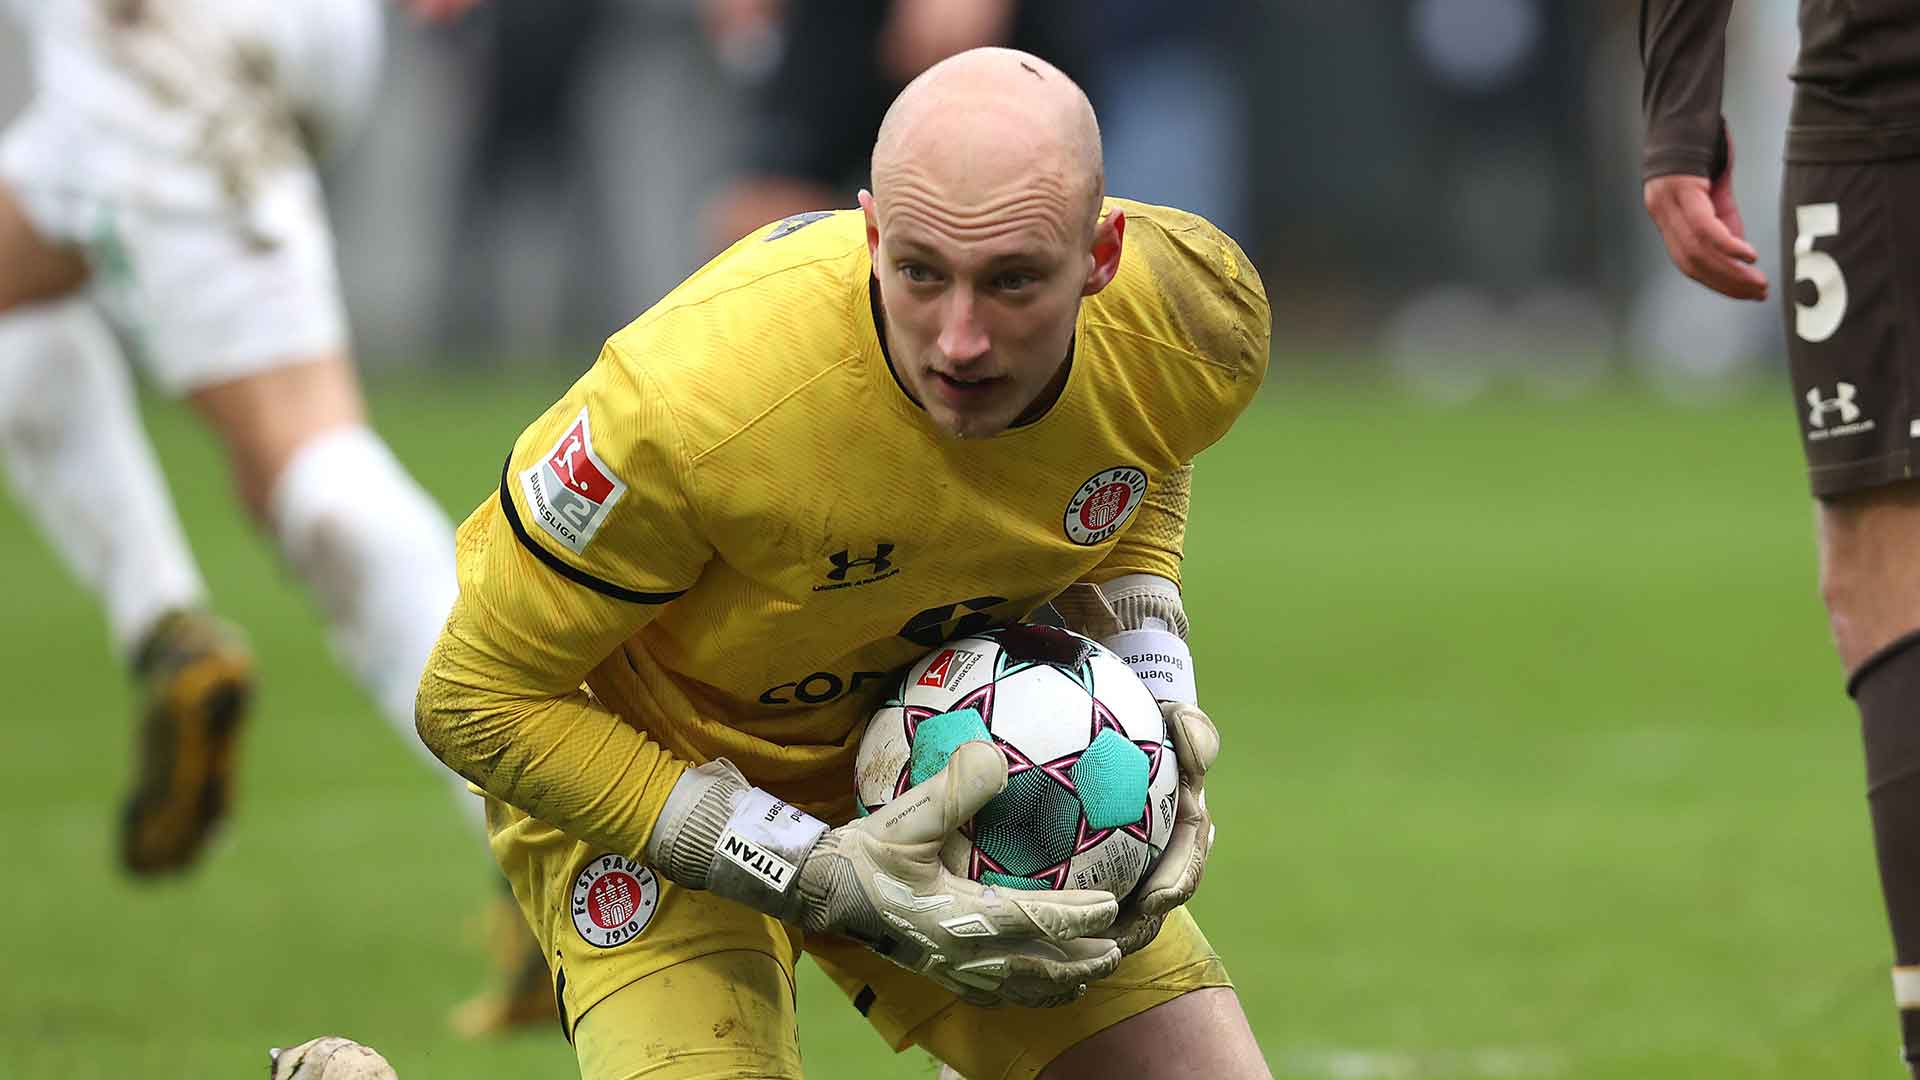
[1063,466,1148,545]
[519,408,627,555]
[571,854,660,949]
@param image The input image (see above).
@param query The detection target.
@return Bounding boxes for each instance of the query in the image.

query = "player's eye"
[991,271,1038,292]
[899,263,941,285]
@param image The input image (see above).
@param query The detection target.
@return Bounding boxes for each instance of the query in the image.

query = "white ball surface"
[855,625,1175,899]
[269,1037,398,1080]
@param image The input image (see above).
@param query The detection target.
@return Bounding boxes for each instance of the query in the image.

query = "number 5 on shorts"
[1795,202,1848,344]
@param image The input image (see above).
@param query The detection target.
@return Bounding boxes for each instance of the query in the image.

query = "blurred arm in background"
[1638,0,1768,301]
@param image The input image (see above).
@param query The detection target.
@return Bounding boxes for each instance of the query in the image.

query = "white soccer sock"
[268,425,458,755]
[0,296,208,659]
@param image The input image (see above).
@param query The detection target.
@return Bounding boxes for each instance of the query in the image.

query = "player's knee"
[187,357,366,516]
[1817,549,1871,655]
[1817,483,1920,668]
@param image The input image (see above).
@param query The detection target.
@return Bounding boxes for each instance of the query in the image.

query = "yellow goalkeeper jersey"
[419,199,1268,862]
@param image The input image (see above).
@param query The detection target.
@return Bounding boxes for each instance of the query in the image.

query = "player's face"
[861,185,1123,439]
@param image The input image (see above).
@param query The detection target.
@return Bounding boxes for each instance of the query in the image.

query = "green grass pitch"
[0,369,1898,1077]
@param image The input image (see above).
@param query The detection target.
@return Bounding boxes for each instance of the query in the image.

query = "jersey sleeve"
[1146,211,1271,458]
[1087,210,1269,589]
[498,342,711,601]
[415,342,714,859]
[1087,463,1192,587]
[1640,0,1735,181]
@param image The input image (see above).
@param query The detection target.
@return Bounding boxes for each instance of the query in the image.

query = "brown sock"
[1850,630,1920,1062]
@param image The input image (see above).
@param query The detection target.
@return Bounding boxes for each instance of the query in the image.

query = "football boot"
[121,609,255,875]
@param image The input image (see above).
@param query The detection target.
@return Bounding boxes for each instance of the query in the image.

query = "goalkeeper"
[417,46,1271,1080]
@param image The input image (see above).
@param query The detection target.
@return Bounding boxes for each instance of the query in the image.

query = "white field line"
[1274,1047,1566,1079]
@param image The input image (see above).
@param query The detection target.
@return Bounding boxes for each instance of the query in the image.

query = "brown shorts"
[1782,157,1920,497]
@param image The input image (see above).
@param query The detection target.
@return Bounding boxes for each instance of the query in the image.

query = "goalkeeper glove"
[1053,576,1220,956]
[1109,700,1218,955]
[645,738,1122,1007]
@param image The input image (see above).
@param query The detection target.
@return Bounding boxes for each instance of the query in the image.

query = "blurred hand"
[1642,140,1768,302]
[400,0,482,24]
[701,0,786,45]
[878,0,1015,85]
[702,0,787,77]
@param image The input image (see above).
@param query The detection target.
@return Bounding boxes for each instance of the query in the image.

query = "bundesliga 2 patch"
[519,407,627,555]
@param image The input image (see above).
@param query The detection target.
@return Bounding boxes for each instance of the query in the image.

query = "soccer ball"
[855,624,1177,899]
[268,1037,398,1080]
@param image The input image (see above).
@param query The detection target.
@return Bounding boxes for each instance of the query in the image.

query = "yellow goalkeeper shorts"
[487,797,1232,1080]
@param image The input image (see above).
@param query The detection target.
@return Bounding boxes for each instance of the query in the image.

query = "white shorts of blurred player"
[0,0,383,391]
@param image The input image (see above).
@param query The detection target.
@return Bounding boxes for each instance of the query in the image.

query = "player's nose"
[936,290,990,364]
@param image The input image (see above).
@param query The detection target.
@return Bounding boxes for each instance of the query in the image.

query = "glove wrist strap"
[645,761,745,890]
[1103,628,1197,704]
[648,762,831,921]
[707,788,829,922]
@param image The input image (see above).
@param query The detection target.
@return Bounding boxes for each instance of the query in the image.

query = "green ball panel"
[974,769,1082,876]
[909,708,991,788]
[981,871,1049,891]
[1071,730,1150,829]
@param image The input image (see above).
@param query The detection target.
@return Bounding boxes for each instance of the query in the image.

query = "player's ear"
[1082,208,1125,297]
[858,189,882,274]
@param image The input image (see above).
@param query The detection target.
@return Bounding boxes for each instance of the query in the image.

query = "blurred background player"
[0,0,548,1035]
[1642,1,1920,1073]
[427,0,621,360]
[700,0,1247,254]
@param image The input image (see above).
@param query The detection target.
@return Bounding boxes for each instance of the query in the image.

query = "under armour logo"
[1806,382,1861,428]
[827,544,894,582]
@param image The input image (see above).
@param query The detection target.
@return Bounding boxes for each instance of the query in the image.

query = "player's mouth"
[928,369,1005,406]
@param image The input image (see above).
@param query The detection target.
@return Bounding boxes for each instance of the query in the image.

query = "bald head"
[871,48,1104,231]
[859,50,1126,441]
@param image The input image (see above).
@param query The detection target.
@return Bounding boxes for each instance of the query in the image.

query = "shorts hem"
[157,333,351,397]
[1809,451,1918,498]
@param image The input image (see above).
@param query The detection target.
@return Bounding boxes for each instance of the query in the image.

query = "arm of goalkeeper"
[644,738,1122,1007]
[1053,574,1219,956]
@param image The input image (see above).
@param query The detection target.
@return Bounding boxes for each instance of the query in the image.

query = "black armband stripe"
[497,457,688,605]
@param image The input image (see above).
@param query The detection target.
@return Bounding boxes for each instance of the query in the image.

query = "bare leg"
[191,355,548,1033]
[1816,481,1920,673]
[186,354,456,738]
[1038,987,1270,1080]
[0,184,87,310]
[185,354,367,520]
